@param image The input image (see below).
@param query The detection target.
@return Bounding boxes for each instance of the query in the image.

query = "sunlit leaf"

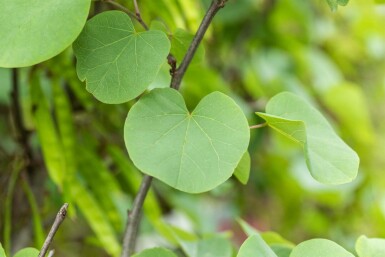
[0,0,91,67]
[256,92,359,185]
[356,235,385,257]
[132,247,177,257]
[290,239,354,257]
[73,11,170,104]
[125,88,250,193]
[0,243,6,257]
[234,152,251,185]
[237,234,278,257]
[13,248,39,257]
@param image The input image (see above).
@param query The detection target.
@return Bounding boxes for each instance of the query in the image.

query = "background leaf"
[73,11,170,104]
[237,234,278,257]
[124,88,250,193]
[132,248,177,257]
[290,239,354,257]
[0,0,91,67]
[13,248,39,257]
[257,92,359,185]
[356,235,385,257]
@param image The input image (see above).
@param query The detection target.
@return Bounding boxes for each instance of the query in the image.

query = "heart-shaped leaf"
[356,235,385,257]
[73,11,170,104]
[124,88,250,193]
[290,239,354,257]
[237,235,278,257]
[0,0,91,67]
[132,248,177,257]
[256,92,359,185]
[13,248,39,257]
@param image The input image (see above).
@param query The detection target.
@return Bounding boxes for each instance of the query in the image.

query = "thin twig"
[249,123,267,129]
[133,0,149,30]
[121,175,153,257]
[170,0,227,90]
[38,203,69,257]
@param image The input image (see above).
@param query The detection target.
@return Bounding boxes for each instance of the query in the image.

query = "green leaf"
[73,11,171,104]
[234,152,251,185]
[132,248,177,257]
[256,92,359,185]
[124,88,250,193]
[13,248,39,257]
[356,235,385,257]
[237,235,278,257]
[0,243,6,257]
[176,235,233,257]
[290,239,354,257]
[325,0,349,11]
[0,0,91,67]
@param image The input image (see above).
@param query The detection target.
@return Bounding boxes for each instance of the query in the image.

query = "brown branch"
[38,203,69,257]
[170,0,227,90]
[121,175,153,257]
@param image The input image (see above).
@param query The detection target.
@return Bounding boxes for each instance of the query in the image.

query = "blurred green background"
[1,0,385,256]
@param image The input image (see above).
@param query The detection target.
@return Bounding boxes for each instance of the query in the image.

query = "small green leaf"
[290,239,354,257]
[237,235,278,257]
[73,11,171,104]
[256,92,359,185]
[132,248,177,257]
[356,235,385,257]
[234,152,251,185]
[238,219,294,247]
[125,88,250,193]
[0,0,91,67]
[13,248,39,257]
